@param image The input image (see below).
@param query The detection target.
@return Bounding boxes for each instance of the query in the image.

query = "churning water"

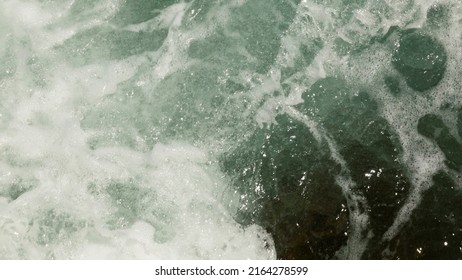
[0,0,461,259]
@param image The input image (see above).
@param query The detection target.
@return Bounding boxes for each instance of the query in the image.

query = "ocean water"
[0,0,461,259]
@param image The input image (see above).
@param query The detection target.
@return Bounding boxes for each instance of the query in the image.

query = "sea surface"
[0,0,461,259]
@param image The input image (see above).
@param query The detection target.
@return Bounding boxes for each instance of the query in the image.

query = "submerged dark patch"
[392,32,447,92]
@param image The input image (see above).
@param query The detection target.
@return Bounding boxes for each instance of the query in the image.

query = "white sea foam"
[0,0,275,259]
[1,0,461,260]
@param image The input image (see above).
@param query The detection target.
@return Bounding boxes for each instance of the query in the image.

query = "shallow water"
[0,0,461,259]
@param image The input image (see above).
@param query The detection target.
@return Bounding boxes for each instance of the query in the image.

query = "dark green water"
[0,0,461,259]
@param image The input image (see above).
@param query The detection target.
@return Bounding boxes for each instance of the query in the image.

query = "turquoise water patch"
[35,209,87,246]
[57,27,168,66]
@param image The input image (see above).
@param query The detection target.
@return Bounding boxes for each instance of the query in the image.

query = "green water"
[0,0,461,259]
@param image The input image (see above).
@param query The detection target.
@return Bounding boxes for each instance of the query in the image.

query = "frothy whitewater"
[0,0,461,259]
